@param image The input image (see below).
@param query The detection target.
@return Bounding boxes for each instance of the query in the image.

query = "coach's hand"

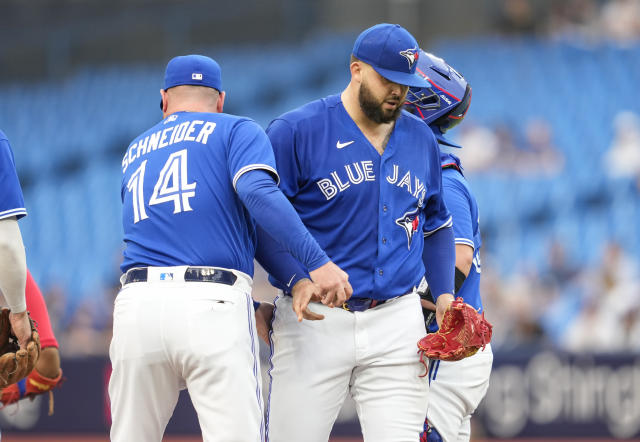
[309,261,353,308]
[291,279,325,322]
[435,293,455,328]
[255,303,274,344]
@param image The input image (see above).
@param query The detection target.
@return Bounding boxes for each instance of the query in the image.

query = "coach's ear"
[216,91,225,113]
[160,89,168,114]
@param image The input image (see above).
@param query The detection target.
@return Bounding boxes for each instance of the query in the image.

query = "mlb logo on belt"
[160,272,174,281]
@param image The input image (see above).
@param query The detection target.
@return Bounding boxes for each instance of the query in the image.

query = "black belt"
[342,291,411,313]
[123,267,237,286]
[342,298,388,312]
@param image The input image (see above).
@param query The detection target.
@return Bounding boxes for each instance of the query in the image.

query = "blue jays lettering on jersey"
[0,130,27,220]
[267,94,451,300]
[440,152,483,313]
[121,111,278,276]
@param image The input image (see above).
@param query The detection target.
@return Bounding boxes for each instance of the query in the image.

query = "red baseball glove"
[417,297,492,369]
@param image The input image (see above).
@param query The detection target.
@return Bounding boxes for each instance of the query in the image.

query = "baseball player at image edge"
[0,131,61,420]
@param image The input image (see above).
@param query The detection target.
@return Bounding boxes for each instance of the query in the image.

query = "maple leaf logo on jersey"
[399,48,419,70]
[396,209,421,250]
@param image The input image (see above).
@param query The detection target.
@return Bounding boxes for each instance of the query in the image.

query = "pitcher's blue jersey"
[121,111,278,276]
[267,94,451,300]
[440,152,483,313]
[0,130,27,220]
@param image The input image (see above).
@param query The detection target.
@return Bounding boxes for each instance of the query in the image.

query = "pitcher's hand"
[435,293,455,328]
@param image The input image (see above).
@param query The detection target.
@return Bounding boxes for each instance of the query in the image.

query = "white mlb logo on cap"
[192,73,203,80]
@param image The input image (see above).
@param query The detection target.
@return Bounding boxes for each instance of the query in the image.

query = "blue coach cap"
[353,24,429,88]
[163,54,222,91]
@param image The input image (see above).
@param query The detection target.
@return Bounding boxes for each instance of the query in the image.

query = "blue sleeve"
[443,175,474,249]
[255,225,309,291]
[422,224,455,299]
[421,130,451,234]
[0,135,27,220]
[265,119,303,198]
[228,120,280,190]
[236,169,329,271]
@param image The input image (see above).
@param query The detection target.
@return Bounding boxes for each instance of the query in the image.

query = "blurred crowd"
[482,240,640,352]
[454,108,640,186]
[454,118,565,177]
[497,0,640,44]
[606,110,640,191]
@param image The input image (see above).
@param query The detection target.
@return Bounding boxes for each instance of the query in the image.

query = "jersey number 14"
[126,149,196,223]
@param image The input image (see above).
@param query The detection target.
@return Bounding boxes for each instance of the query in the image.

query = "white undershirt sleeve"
[0,217,27,313]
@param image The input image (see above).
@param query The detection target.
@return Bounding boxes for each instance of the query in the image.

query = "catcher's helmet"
[404,50,471,147]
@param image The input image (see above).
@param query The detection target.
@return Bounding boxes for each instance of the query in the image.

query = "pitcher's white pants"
[425,344,493,442]
[109,266,264,442]
[266,292,428,442]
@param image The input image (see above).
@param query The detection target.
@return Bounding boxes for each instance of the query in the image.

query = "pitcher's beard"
[359,82,403,124]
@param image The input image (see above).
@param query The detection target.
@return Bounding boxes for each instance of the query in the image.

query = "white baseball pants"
[425,344,493,442]
[109,266,264,442]
[266,292,429,442]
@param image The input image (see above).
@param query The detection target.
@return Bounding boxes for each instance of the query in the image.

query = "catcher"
[0,271,62,415]
[405,51,493,442]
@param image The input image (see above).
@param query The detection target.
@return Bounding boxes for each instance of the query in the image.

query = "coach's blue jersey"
[267,94,451,300]
[440,152,483,313]
[0,130,26,220]
[121,111,278,276]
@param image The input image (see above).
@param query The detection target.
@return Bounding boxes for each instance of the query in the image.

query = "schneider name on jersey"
[121,111,278,276]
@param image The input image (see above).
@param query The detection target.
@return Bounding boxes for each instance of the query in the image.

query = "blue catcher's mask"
[404,50,472,147]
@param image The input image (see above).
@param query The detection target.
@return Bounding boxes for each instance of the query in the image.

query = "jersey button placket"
[376,157,390,289]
